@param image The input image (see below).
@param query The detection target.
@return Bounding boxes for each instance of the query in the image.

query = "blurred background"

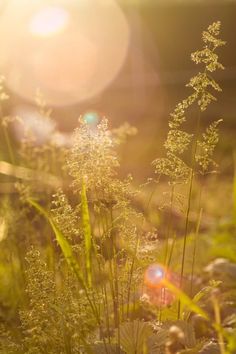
[0,0,235,180]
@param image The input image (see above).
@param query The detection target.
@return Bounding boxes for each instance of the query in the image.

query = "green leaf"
[163,279,209,320]
[148,329,169,354]
[119,320,152,354]
[184,281,221,320]
[81,179,92,287]
[91,343,125,354]
[28,199,86,289]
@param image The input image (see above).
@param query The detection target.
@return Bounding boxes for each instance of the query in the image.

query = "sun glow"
[29,6,69,37]
[0,0,130,106]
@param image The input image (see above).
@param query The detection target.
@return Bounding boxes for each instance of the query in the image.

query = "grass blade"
[81,180,92,287]
[28,198,86,289]
[163,278,209,320]
[233,152,236,223]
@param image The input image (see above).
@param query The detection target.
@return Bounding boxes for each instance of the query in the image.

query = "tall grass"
[0,21,235,354]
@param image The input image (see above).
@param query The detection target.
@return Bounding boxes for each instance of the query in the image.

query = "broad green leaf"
[148,329,169,354]
[119,320,152,354]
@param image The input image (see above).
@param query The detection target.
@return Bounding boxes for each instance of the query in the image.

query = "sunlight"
[0,0,130,106]
[29,6,69,37]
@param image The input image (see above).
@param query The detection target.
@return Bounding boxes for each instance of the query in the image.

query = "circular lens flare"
[83,111,99,125]
[29,6,69,37]
[0,0,130,106]
[143,264,180,307]
[144,264,166,288]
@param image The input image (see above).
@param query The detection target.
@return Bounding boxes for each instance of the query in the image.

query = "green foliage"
[162,279,209,320]
[119,320,152,354]
[81,180,93,287]
[0,21,235,354]
[28,199,86,289]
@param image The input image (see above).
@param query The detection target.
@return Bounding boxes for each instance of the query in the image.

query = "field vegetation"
[0,21,236,354]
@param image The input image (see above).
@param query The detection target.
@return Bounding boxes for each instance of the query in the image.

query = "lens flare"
[0,0,130,106]
[12,106,56,145]
[144,264,166,288]
[143,264,179,307]
[83,111,99,125]
[29,6,69,37]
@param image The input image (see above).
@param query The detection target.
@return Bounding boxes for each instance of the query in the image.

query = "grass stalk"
[2,124,15,164]
[178,109,202,318]
[212,291,226,354]
[190,207,203,296]
[126,236,140,319]
[164,184,175,266]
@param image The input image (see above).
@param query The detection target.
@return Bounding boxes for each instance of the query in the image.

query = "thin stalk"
[126,181,156,321]
[190,207,203,297]
[120,278,124,322]
[85,287,109,354]
[145,181,159,212]
[98,194,117,351]
[103,283,111,345]
[2,124,15,164]
[126,236,140,319]
[164,184,175,266]
[0,103,15,164]
[125,181,156,319]
[178,109,202,319]
[167,234,177,268]
[212,292,226,354]
[96,209,112,345]
[158,184,175,322]
[233,152,236,223]
[110,207,121,354]
[178,169,194,319]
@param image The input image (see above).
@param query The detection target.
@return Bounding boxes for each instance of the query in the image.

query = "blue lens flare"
[145,264,165,287]
[83,112,99,125]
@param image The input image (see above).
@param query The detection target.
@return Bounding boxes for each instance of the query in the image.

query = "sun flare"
[29,6,70,37]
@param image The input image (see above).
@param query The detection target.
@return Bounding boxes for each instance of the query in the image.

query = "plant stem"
[2,124,15,164]
[212,292,226,354]
[178,109,202,319]
[126,236,139,319]
[164,184,175,266]
[190,207,203,297]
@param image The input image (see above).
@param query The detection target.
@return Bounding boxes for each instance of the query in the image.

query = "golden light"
[29,6,70,37]
[0,0,130,106]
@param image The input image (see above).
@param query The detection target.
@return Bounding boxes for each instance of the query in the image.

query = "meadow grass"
[0,22,236,354]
